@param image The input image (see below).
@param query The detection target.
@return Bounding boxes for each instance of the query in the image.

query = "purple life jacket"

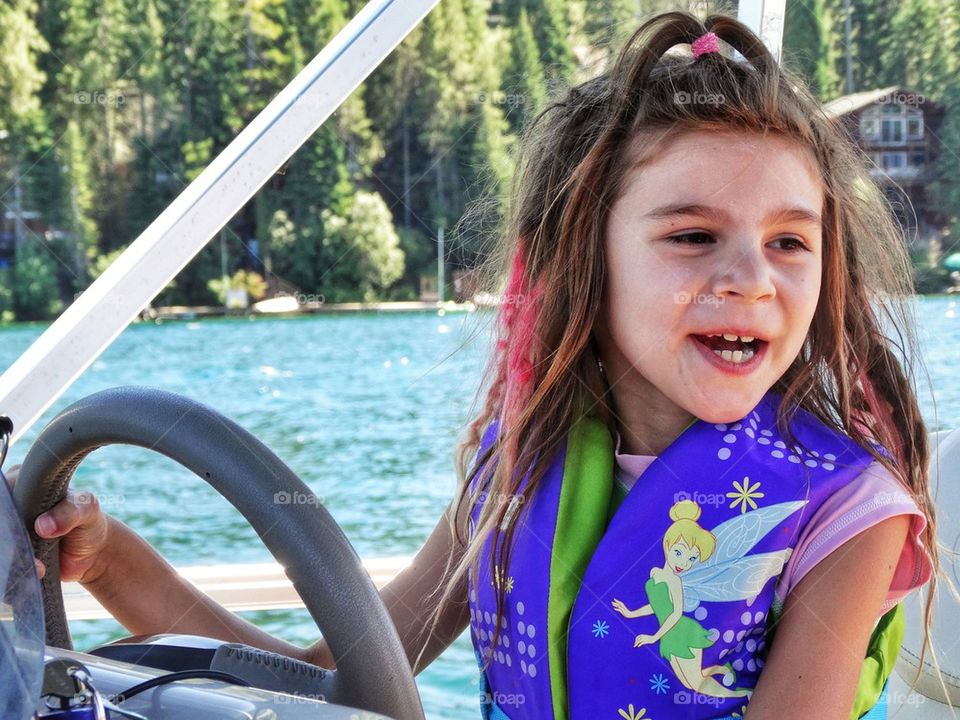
[467,390,876,719]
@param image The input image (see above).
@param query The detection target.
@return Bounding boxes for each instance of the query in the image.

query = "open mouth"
[691,332,767,365]
[674,565,684,573]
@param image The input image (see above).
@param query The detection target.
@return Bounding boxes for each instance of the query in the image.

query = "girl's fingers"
[34,558,45,580]
[34,491,93,538]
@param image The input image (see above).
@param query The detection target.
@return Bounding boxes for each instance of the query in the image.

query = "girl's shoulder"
[778,460,933,619]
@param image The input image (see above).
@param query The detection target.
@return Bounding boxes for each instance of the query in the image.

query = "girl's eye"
[768,236,810,253]
[665,232,810,253]
[666,231,713,245]
[674,549,682,557]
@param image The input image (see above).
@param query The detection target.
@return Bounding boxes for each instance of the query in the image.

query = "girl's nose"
[711,243,776,302]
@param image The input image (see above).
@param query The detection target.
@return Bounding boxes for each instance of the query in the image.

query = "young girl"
[26,10,938,720]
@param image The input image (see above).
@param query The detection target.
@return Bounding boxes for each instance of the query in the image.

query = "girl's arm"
[36,475,471,675]
[745,514,911,719]
[82,515,316,661]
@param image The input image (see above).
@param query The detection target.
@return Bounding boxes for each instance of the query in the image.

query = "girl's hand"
[611,598,631,617]
[633,633,655,648]
[6,464,112,584]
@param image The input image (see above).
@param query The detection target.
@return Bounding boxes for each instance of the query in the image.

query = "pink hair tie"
[691,31,720,59]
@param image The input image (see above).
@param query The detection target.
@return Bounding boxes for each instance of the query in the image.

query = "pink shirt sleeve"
[776,460,933,616]
[613,429,933,618]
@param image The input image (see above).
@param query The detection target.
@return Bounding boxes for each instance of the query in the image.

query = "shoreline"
[148,292,957,322]
[0,293,954,328]
[145,299,485,322]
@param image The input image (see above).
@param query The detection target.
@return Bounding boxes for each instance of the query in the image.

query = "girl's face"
[598,130,824,427]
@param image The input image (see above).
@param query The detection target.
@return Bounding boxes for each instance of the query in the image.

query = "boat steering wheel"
[14,386,424,720]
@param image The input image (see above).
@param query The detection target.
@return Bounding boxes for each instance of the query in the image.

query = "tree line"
[0,0,958,321]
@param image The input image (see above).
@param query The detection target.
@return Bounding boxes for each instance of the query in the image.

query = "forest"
[0,0,958,320]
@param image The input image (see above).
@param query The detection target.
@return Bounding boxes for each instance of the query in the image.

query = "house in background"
[824,85,948,249]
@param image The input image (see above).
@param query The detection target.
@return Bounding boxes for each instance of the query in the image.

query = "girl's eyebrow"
[644,202,822,228]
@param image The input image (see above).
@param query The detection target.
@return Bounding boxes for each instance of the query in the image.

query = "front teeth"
[720,332,755,342]
[714,347,755,363]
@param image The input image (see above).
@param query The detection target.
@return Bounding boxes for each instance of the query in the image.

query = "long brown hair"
[414,10,939,690]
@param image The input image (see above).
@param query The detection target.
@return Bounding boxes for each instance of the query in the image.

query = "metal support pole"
[437,226,445,305]
[737,0,787,63]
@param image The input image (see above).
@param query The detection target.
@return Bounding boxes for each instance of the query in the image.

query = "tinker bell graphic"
[611,498,805,699]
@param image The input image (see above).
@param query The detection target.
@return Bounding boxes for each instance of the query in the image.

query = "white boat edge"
[63,556,413,621]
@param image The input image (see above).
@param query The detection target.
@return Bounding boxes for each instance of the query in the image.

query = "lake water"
[1,296,958,719]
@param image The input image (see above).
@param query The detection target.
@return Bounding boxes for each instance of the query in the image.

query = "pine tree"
[12,237,64,320]
[0,0,46,138]
[846,0,900,90]
[289,0,347,57]
[582,0,637,50]
[784,0,843,100]
[502,8,548,134]
[882,0,951,93]
[0,0,47,219]
[499,0,574,80]
[363,26,426,232]
[927,1,960,247]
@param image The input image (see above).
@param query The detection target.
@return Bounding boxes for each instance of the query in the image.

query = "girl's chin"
[684,391,767,424]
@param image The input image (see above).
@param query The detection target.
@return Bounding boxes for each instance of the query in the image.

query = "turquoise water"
[1,296,958,718]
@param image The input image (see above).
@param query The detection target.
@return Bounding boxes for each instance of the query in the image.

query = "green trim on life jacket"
[851,601,904,718]
[546,415,614,720]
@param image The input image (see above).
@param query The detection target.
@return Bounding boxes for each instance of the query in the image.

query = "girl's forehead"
[625,128,822,184]
[618,128,824,212]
